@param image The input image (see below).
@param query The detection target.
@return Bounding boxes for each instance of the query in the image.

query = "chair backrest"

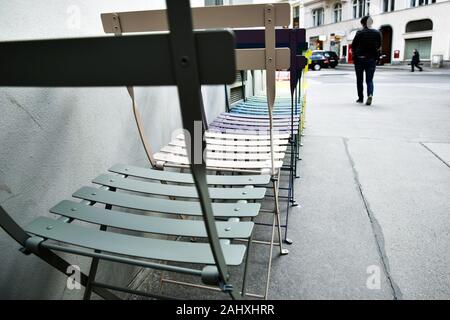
[102,3,290,31]
[0,33,235,87]
[101,3,291,90]
[0,0,236,293]
[101,3,291,175]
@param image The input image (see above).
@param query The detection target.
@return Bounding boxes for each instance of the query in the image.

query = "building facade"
[298,0,450,66]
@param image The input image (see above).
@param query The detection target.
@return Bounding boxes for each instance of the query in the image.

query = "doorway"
[380,25,393,64]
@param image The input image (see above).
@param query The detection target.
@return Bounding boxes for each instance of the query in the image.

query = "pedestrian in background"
[411,49,423,72]
[352,16,382,106]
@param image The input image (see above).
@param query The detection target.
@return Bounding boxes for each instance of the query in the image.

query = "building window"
[406,19,433,33]
[353,0,370,19]
[293,6,300,19]
[410,0,436,7]
[383,0,395,12]
[293,6,300,28]
[205,0,223,5]
[333,3,342,23]
[312,8,324,27]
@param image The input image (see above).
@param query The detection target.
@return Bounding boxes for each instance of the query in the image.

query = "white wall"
[0,0,231,300]
[384,1,450,61]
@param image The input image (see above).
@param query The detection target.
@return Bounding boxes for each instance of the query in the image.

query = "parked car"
[312,50,339,68]
[310,53,330,71]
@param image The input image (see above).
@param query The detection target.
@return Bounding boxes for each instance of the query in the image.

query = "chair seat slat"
[154,153,284,169]
[160,146,285,160]
[25,217,246,265]
[93,174,266,200]
[186,144,288,153]
[72,187,260,217]
[109,164,271,185]
[51,201,254,238]
[203,131,290,140]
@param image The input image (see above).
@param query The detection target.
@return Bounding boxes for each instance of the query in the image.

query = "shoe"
[366,96,373,106]
[356,98,364,103]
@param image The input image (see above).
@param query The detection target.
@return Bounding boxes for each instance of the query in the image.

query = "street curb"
[335,64,450,73]
[337,64,410,71]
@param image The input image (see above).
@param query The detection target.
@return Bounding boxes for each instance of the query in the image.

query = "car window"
[327,52,338,58]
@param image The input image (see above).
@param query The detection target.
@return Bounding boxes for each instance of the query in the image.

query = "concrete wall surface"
[0,0,234,299]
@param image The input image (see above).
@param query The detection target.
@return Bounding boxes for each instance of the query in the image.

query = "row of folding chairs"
[155,35,308,248]
[115,6,305,297]
[0,2,305,300]
[214,101,301,241]
[148,22,309,295]
[101,4,308,252]
[212,31,308,244]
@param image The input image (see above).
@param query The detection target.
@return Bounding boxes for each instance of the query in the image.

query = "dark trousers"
[354,58,376,99]
[411,62,422,72]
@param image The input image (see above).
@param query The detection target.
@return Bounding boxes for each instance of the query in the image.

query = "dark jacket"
[412,51,421,63]
[352,27,382,60]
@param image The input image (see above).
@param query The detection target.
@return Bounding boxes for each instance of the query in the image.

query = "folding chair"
[101,4,292,298]
[0,0,269,300]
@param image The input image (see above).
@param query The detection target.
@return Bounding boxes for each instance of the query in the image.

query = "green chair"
[101,5,292,300]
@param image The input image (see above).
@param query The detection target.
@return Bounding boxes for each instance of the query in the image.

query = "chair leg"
[263,214,277,299]
[263,214,276,300]
[159,236,182,293]
[83,223,108,300]
[289,141,298,206]
[84,198,115,300]
[272,177,289,256]
[241,228,254,297]
[285,167,293,245]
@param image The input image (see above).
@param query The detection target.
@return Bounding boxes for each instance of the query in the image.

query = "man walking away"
[411,49,423,72]
[352,16,382,106]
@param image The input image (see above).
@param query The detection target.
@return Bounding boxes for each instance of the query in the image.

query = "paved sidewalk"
[132,70,450,300]
[288,69,450,299]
